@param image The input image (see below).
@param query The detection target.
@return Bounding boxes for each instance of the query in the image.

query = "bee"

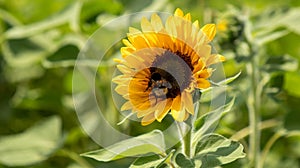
[146,72,172,104]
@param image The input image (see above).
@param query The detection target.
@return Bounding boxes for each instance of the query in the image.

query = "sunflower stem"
[191,100,200,157]
[183,126,191,158]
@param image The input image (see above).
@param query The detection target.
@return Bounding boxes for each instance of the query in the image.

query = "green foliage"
[194,134,245,167]
[0,116,61,166]
[193,97,235,134]
[175,153,195,168]
[130,150,174,168]
[130,155,165,168]
[81,130,165,162]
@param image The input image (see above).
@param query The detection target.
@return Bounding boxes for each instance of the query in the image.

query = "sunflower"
[113,8,225,126]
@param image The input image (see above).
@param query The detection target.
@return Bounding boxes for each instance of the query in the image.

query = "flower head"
[113,8,225,125]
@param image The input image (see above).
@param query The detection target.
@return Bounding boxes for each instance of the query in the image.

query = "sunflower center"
[146,50,193,99]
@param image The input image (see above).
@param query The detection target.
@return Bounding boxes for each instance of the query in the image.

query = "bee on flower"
[113,8,225,126]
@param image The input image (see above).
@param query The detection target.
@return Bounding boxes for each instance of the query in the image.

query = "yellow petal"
[136,108,152,118]
[206,54,226,66]
[141,113,156,126]
[141,17,153,32]
[123,94,129,99]
[128,35,150,49]
[151,14,164,32]
[116,64,134,74]
[135,101,152,111]
[184,13,191,21]
[124,54,145,69]
[192,59,205,73]
[193,20,200,29]
[196,44,211,60]
[171,109,186,122]
[122,39,134,48]
[165,16,177,38]
[182,91,194,115]
[115,85,128,95]
[155,98,172,122]
[113,58,123,64]
[171,95,185,122]
[172,95,181,111]
[121,101,133,111]
[174,8,184,17]
[196,78,210,89]
[112,75,131,84]
[121,47,134,57]
[183,111,190,121]
[128,27,142,35]
[189,21,200,44]
[201,24,216,42]
[194,69,210,79]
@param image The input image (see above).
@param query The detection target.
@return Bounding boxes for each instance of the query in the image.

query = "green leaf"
[254,29,289,45]
[175,153,195,168]
[130,155,164,168]
[200,86,226,103]
[200,72,240,103]
[255,8,300,35]
[81,130,165,162]
[0,116,62,166]
[281,8,300,35]
[216,71,241,85]
[4,2,81,39]
[194,134,245,167]
[130,149,175,168]
[193,97,235,145]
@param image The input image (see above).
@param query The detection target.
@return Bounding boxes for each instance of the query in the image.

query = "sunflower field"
[1,0,300,168]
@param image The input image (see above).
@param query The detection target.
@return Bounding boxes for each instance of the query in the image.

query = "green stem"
[191,101,200,157]
[230,119,279,141]
[259,130,285,168]
[246,56,261,168]
[176,96,200,158]
[184,128,191,158]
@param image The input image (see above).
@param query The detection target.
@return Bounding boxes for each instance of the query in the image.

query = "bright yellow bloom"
[113,8,225,126]
[217,19,229,32]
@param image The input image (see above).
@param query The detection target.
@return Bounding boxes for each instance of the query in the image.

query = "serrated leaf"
[193,97,235,146]
[175,153,195,168]
[194,134,245,167]
[81,130,165,162]
[0,116,62,166]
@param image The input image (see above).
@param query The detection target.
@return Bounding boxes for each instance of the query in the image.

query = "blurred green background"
[1,0,300,167]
